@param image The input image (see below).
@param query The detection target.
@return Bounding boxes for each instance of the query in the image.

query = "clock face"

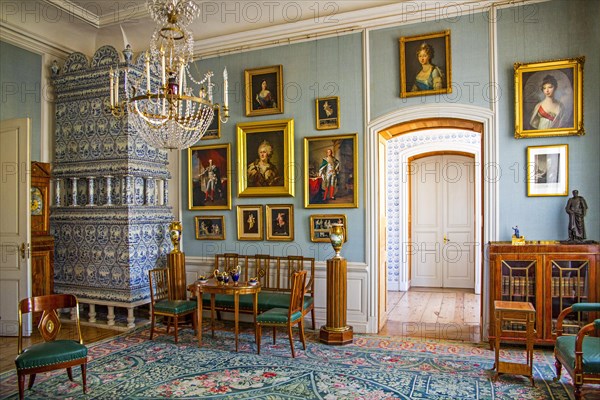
[31,187,43,215]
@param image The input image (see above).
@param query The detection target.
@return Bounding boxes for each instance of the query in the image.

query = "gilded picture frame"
[266,204,294,241]
[194,216,225,240]
[304,133,358,208]
[201,107,220,140]
[527,144,568,197]
[399,30,452,98]
[515,57,584,138]
[237,119,295,197]
[245,65,284,117]
[316,96,340,130]
[309,214,347,243]
[187,143,231,210]
[236,205,263,241]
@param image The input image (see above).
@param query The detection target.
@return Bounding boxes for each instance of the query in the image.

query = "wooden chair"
[149,268,197,343]
[256,270,307,358]
[284,255,316,329]
[15,294,87,400]
[554,303,600,400]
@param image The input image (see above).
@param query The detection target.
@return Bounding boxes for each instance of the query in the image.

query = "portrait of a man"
[188,144,231,210]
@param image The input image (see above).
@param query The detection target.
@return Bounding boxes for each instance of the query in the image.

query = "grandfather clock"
[31,162,54,298]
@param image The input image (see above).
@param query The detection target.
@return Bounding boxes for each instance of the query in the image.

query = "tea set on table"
[196,265,258,286]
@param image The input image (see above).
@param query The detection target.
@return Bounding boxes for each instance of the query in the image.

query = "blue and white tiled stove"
[51,46,173,328]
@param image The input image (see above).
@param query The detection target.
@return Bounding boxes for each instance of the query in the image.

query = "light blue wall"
[0,41,42,160]
[181,34,365,262]
[496,0,599,241]
[369,12,490,119]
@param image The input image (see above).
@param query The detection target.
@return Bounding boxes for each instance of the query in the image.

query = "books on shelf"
[501,275,533,298]
[550,276,587,297]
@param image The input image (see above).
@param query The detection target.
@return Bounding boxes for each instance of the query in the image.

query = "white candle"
[160,47,166,86]
[115,69,119,103]
[178,61,184,93]
[145,51,151,92]
[223,67,228,108]
[109,67,114,106]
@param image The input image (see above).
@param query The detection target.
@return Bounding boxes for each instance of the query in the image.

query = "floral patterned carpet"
[0,323,580,399]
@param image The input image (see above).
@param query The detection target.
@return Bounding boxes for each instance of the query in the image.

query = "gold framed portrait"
[527,144,568,197]
[309,214,347,243]
[236,205,263,241]
[237,119,295,197]
[266,204,294,241]
[245,65,284,117]
[304,133,358,208]
[187,143,231,210]
[400,30,452,98]
[515,57,584,138]
[194,216,225,240]
[316,96,340,130]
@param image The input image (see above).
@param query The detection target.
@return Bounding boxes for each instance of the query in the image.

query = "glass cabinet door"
[499,259,538,333]
[548,257,591,337]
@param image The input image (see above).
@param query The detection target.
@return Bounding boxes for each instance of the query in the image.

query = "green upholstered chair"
[256,270,307,358]
[554,303,600,400]
[15,294,88,400]
[149,268,197,343]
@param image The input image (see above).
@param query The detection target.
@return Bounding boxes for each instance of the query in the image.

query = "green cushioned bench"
[197,254,316,329]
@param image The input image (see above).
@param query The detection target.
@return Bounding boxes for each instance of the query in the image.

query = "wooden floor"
[0,288,481,374]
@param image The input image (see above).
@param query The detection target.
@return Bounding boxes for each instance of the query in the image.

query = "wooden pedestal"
[167,252,187,300]
[319,257,353,345]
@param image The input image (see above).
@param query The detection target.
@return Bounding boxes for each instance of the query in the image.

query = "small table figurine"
[511,226,525,245]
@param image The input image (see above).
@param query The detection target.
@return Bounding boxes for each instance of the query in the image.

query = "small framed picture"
[194,216,225,240]
[245,65,283,117]
[527,144,568,197]
[316,96,340,130]
[187,143,231,210]
[514,57,584,138]
[309,214,347,243]
[304,133,358,208]
[399,30,452,98]
[236,205,263,241]
[266,204,294,241]
[237,119,294,197]
[202,107,220,140]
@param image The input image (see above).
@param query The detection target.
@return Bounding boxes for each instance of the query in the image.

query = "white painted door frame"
[365,104,498,334]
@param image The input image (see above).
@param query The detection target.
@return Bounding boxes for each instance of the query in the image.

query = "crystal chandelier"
[109,0,229,150]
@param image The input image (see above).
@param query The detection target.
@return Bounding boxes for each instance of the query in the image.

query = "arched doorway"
[365,104,498,337]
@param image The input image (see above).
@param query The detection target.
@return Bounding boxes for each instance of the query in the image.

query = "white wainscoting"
[184,256,370,333]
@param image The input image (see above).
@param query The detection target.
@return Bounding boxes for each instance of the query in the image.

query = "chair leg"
[28,373,36,389]
[150,312,156,340]
[272,326,277,344]
[192,311,197,334]
[288,325,296,358]
[256,324,262,355]
[299,319,306,350]
[311,309,316,330]
[67,367,73,381]
[174,316,179,343]
[554,358,562,380]
[81,363,87,393]
[574,384,582,400]
[18,373,25,400]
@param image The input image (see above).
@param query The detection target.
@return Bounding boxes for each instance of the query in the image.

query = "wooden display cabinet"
[488,241,599,346]
[30,162,54,298]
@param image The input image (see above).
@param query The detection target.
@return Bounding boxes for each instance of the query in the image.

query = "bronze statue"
[565,190,587,241]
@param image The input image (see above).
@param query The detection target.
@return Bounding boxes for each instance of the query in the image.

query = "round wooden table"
[189,279,261,352]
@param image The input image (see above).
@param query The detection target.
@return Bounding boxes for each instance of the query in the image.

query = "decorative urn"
[169,221,183,253]
[329,223,345,258]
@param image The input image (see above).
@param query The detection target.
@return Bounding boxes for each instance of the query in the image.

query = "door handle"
[20,243,29,259]
[443,235,450,244]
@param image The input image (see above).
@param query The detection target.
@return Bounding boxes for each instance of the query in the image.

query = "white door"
[0,118,31,336]
[411,154,474,289]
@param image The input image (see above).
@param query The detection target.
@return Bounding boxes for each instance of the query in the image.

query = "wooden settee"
[197,253,316,329]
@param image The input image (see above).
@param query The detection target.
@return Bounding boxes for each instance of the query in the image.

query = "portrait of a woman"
[529,74,567,130]
[247,140,281,187]
[411,42,445,92]
[255,79,275,109]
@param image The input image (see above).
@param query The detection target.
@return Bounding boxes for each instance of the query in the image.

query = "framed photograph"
[237,119,294,197]
[309,214,347,243]
[236,205,263,240]
[194,216,225,240]
[201,107,220,140]
[527,144,568,197]
[266,204,294,241]
[187,143,231,210]
[399,30,451,98]
[515,57,584,138]
[316,96,340,130]
[245,65,283,117]
[304,133,358,208]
